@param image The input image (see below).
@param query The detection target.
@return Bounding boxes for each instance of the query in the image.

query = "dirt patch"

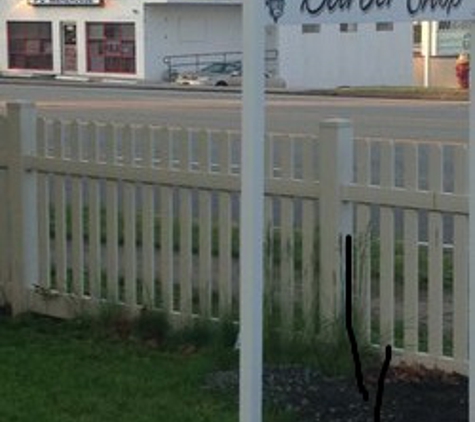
[205,363,467,421]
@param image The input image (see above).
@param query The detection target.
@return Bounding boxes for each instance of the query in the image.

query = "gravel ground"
[204,363,467,421]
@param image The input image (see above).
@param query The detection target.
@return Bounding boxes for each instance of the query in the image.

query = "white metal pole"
[239,0,265,420]
[469,19,475,422]
[423,21,432,88]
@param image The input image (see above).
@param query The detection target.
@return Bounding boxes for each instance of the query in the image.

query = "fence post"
[319,119,354,324]
[5,101,38,315]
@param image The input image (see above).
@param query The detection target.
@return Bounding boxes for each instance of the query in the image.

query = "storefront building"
[0,0,412,89]
[0,0,144,78]
[0,0,243,81]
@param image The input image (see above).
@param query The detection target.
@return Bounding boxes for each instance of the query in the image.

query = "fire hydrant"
[455,53,470,89]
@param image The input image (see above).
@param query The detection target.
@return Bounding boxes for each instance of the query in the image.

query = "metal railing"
[162,49,279,81]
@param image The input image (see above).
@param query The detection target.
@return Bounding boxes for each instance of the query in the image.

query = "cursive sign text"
[406,0,463,16]
[300,0,464,17]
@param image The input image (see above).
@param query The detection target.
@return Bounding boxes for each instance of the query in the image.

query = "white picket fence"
[0,101,468,374]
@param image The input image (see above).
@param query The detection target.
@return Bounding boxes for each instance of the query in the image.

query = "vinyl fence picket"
[379,140,395,347]
[122,124,137,306]
[427,144,444,357]
[37,118,51,290]
[176,129,193,318]
[141,126,156,308]
[69,121,84,297]
[453,144,468,361]
[0,172,6,289]
[52,120,67,293]
[216,131,232,317]
[157,127,173,313]
[403,142,419,353]
[264,135,275,309]
[196,131,212,317]
[301,136,316,335]
[0,117,7,289]
[355,138,371,341]
[105,123,119,303]
[279,136,294,331]
[87,122,102,300]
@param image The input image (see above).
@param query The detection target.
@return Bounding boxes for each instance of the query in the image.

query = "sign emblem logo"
[266,0,285,23]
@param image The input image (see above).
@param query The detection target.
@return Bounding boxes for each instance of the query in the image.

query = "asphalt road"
[0,81,469,142]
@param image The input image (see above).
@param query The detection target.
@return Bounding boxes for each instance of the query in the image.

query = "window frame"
[7,21,53,71]
[86,22,136,74]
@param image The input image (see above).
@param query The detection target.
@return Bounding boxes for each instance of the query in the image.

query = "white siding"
[0,0,413,88]
[278,22,413,89]
[144,4,242,81]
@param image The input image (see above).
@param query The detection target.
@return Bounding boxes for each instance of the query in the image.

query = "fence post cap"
[6,101,35,111]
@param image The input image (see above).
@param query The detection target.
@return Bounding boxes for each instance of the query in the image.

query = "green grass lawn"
[0,303,376,422]
[0,312,299,422]
[0,314,245,422]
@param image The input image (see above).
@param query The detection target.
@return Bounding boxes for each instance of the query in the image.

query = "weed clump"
[133,309,170,347]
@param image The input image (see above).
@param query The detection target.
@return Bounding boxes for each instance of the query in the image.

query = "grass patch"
[322,86,469,101]
[0,301,381,422]
[0,311,302,422]
[0,313,238,422]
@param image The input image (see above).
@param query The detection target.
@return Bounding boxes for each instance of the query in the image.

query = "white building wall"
[0,0,144,78]
[279,22,413,89]
[144,4,242,81]
[0,1,413,88]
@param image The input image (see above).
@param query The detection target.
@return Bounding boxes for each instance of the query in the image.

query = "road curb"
[0,75,469,101]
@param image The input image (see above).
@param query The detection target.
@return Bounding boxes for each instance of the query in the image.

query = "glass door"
[61,23,77,73]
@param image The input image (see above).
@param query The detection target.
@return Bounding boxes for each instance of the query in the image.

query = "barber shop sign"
[267,0,475,24]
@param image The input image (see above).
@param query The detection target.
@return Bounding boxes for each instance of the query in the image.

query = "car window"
[225,63,241,72]
[200,62,241,74]
[201,63,226,73]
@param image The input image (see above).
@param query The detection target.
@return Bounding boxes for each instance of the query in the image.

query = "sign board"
[436,21,472,55]
[28,0,102,5]
[266,0,475,25]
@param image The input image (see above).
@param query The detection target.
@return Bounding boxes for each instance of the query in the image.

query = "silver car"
[175,61,242,87]
[175,61,286,88]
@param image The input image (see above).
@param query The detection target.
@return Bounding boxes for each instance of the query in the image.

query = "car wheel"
[215,81,228,87]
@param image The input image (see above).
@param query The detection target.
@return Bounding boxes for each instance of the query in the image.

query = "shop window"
[87,23,135,74]
[340,23,358,33]
[7,22,53,70]
[438,21,451,31]
[302,24,320,34]
[376,22,394,32]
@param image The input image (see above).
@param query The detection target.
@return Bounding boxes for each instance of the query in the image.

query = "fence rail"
[0,101,469,374]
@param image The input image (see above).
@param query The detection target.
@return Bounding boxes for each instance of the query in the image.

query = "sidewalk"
[0,72,469,101]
